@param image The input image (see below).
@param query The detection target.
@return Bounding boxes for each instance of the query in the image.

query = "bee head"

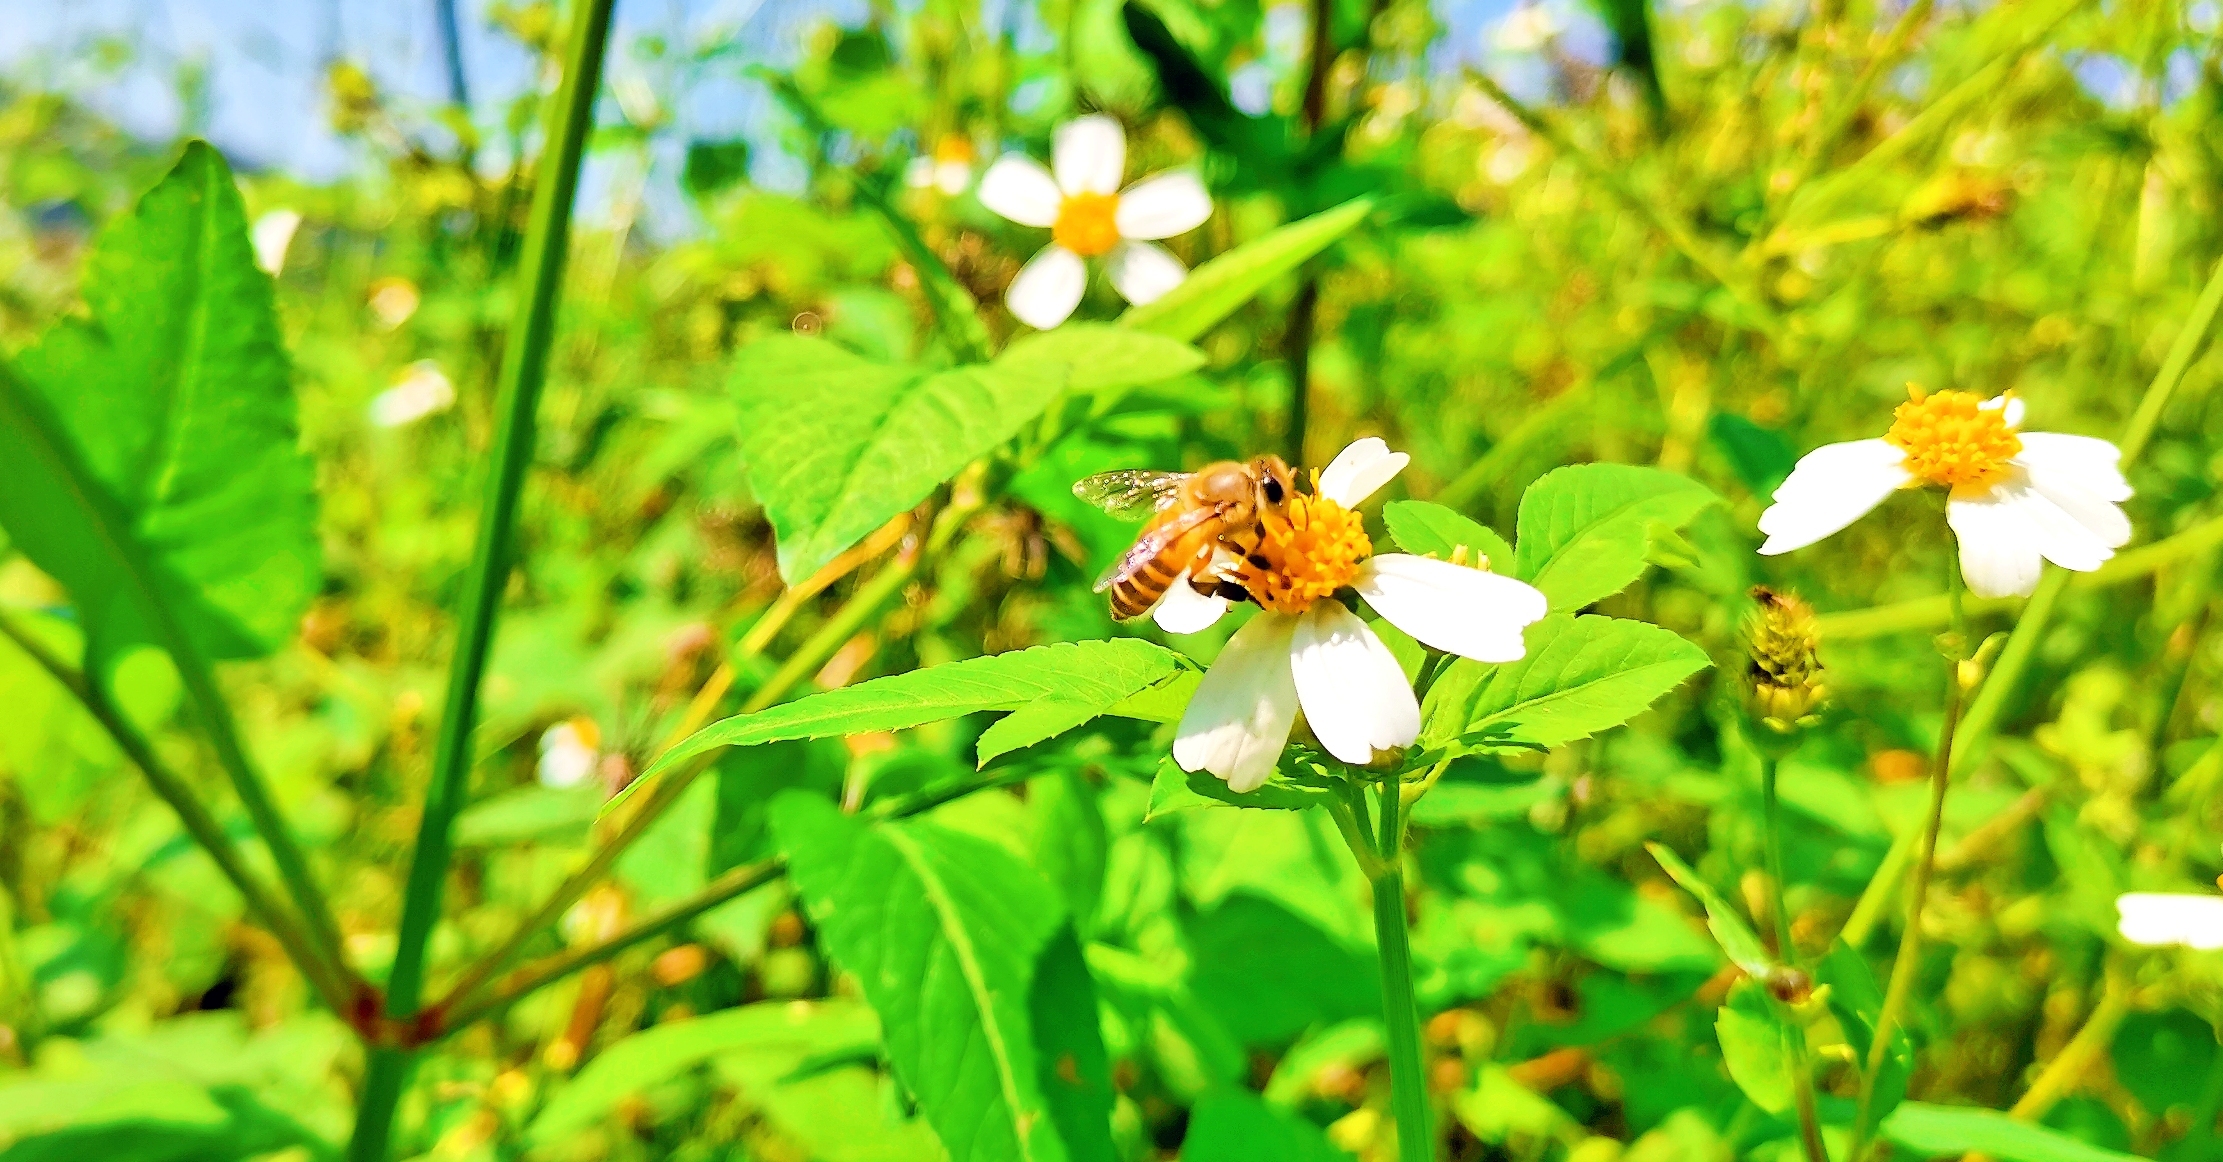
[1251,454,1295,509]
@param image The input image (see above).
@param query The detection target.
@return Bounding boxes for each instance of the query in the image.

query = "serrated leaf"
[0,141,318,684]
[632,641,1192,807]
[1119,198,1372,341]
[772,794,1115,1162]
[1646,843,1772,975]
[1879,1102,2147,1162]
[1381,501,1514,570]
[732,335,1072,582]
[995,323,1205,396]
[1145,757,1337,817]
[1420,614,1710,751]
[1511,464,1718,611]
[530,1000,878,1142]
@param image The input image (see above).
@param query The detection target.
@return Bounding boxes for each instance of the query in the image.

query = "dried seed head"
[1745,586,1826,732]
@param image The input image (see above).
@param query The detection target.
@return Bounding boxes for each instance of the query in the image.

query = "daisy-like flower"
[977,115,1212,330]
[1166,438,1551,792]
[1758,388,2132,599]
[538,717,602,789]
[905,133,977,196]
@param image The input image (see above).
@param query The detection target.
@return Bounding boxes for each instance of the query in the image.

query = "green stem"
[1371,778,1433,1162]
[1850,554,1968,1161]
[741,550,920,715]
[1760,753,1828,1162]
[0,610,354,1015]
[1952,252,2223,775]
[351,2,615,1158]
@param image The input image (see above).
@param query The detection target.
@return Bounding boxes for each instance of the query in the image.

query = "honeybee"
[1073,455,1298,619]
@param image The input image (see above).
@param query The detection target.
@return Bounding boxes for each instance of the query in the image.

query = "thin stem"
[1952,250,2223,774]
[350,2,615,1159]
[742,551,920,715]
[2006,965,2129,1122]
[1761,753,1828,1162]
[438,857,785,1037]
[1285,278,1318,466]
[1371,778,1433,1162]
[1850,554,1969,1161]
[0,610,355,1016]
[1766,0,1934,226]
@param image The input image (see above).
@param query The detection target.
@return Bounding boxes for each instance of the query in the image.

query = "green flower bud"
[1744,586,1826,733]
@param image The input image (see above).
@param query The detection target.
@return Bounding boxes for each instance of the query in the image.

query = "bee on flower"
[1162,438,1551,792]
[1758,387,2132,599]
[977,114,1212,330]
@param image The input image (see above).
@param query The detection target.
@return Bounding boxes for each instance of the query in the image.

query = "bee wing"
[1093,504,1224,593]
[1073,470,1190,522]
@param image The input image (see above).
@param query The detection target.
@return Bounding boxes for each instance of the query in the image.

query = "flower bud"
[1744,586,1826,733]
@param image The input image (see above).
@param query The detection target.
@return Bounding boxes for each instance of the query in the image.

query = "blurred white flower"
[977,115,1213,329]
[251,209,302,275]
[905,134,977,196]
[2117,891,2223,949]
[1758,389,2131,599]
[367,276,421,330]
[538,718,601,789]
[1492,3,1561,52]
[1169,438,1549,792]
[369,360,456,428]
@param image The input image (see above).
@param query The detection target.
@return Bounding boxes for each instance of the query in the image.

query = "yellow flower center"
[1053,191,1122,257]
[933,134,974,166]
[1884,387,2022,490]
[1234,492,1373,615]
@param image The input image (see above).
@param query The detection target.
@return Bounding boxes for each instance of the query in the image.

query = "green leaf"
[1119,198,1372,341]
[1146,757,1338,816]
[1420,615,1711,752]
[1715,980,1793,1114]
[1511,464,1718,611]
[450,785,603,848]
[772,794,1115,1162]
[710,738,847,872]
[1381,501,1515,570]
[731,335,1070,582]
[530,999,878,1142]
[2112,1009,2218,1113]
[1182,1090,1349,1162]
[0,1084,333,1162]
[0,141,319,683]
[1645,843,1772,975]
[1880,1102,2148,1162]
[1818,939,1910,1128]
[637,640,1192,798]
[995,323,1206,396]
[1029,769,1110,935]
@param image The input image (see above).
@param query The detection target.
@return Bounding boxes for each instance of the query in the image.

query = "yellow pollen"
[1053,191,1122,257]
[1884,387,2021,490]
[1234,492,1373,615]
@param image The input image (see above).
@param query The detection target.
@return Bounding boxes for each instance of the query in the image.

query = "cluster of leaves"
[2,0,2223,1160]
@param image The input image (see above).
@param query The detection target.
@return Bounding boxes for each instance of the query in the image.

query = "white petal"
[1114,171,1212,239]
[1174,613,1301,793]
[1290,602,1421,766]
[1354,555,1546,664]
[2016,441,2133,551]
[1317,437,1411,508]
[1949,467,2118,600]
[2017,433,2133,502]
[1946,485,2049,598]
[251,209,301,275]
[2117,892,2223,949]
[1757,438,1910,555]
[979,156,1062,225]
[1105,241,1186,306]
[1054,114,1126,196]
[1152,573,1229,635]
[1005,246,1087,330]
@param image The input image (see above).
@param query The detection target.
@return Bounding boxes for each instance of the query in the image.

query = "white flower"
[370,360,456,428]
[906,134,977,196]
[1758,389,2131,599]
[251,209,302,276]
[1492,3,1561,52]
[977,115,1213,330]
[538,718,601,789]
[1167,438,1550,792]
[2117,891,2223,949]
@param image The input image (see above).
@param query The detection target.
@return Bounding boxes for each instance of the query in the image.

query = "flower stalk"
[348,0,615,1156]
[1850,550,1970,1161]
[1367,775,1433,1162]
